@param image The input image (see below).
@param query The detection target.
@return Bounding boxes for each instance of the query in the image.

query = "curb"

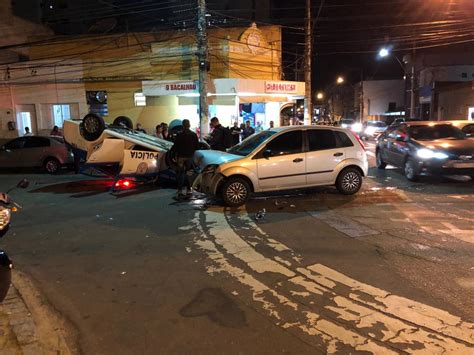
[0,270,76,355]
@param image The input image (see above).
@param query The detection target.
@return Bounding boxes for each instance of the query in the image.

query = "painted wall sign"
[265,81,298,94]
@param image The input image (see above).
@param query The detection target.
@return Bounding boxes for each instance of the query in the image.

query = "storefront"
[142,78,305,130]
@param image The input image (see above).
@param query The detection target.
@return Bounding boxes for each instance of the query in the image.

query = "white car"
[193,126,368,206]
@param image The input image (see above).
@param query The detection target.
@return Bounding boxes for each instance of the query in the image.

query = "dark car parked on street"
[0,136,73,174]
[376,122,474,181]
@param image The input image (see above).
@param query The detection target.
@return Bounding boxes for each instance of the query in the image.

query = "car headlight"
[417,148,449,160]
[352,123,363,132]
[0,207,11,231]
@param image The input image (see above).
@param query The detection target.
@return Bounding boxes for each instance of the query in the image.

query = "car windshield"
[367,121,387,127]
[409,124,466,140]
[228,131,276,156]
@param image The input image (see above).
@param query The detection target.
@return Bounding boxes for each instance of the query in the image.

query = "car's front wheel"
[404,158,419,181]
[221,177,251,207]
[376,150,387,169]
[336,167,363,195]
[44,157,60,174]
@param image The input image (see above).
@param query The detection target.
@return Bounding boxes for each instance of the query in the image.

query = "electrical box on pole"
[197,0,209,136]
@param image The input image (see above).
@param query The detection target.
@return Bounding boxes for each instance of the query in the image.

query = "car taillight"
[351,132,366,151]
[114,179,134,189]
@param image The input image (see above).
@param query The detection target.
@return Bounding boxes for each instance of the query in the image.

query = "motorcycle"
[0,179,29,302]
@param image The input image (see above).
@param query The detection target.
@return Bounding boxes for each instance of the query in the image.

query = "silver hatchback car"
[194,126,368,206]
[0,136,73,174]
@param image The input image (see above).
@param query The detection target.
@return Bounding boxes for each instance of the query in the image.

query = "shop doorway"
[16,104,37,136]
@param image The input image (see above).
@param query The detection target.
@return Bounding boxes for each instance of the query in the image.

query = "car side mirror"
[263,149,272,159]
[17,179,29,189]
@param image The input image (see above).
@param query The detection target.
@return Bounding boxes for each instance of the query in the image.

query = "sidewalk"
[0,271,73,355]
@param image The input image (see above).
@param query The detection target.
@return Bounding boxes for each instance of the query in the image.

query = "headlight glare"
[417,148,448,160]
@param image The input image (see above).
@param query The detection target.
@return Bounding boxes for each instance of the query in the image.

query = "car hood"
[194,150,243,170]
[419,139,474,156]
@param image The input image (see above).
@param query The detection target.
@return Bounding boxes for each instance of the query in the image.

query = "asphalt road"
[1,141,473,354]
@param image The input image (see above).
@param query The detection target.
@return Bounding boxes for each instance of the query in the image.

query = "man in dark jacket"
[172,119,199,196]
[208,117,226,151]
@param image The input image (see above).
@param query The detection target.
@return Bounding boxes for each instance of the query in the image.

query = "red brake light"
[114,179,134,189]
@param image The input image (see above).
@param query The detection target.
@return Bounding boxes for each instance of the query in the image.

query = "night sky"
[12,0,474,90]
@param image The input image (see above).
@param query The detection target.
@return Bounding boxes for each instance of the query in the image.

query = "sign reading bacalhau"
[165,82,197,91]
[142,80,199,96]
[265,81,298,94]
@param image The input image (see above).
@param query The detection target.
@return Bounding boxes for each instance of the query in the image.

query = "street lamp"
[336,76,345,84]
[378,47,390,58]
[316,92,324,100]
[378,46,415,118]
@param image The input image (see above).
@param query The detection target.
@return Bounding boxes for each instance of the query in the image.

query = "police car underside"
[64,118,174,187]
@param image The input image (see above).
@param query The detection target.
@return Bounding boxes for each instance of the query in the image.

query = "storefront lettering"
[265,81,297,94]
[165,83,197,91]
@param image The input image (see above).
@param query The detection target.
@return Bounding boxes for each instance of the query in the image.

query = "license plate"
[453,162,474,168]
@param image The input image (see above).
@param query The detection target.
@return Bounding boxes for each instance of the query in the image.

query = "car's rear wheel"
[112,116,133,130]
[336,167,363,195]
[376,150,387,169]
[221,177,251,207]
[404,158,419,181]
[44,157,60,174]
[81,113,105,141]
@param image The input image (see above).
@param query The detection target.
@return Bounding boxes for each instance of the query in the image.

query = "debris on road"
[254,208,266,221]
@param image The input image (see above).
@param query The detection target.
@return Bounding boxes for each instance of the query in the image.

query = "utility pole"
[359,70,364,122]
[304,0,312,125]
[197,0,209,136]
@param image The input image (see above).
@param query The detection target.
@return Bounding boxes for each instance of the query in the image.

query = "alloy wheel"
[225,181,248,204]
[341,171,361,193]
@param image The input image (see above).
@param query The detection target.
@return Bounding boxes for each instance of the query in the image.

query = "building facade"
[354,80,405,122]
[0,14,304,138]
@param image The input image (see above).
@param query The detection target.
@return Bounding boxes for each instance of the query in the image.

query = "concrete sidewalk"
[0,271,73,355]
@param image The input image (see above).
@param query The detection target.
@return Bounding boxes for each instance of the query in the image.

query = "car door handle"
[333,152,343,157]
[293,158,304,163]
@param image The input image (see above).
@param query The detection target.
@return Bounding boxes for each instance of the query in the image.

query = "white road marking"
[366,151,376,157]
[190,209,474,353]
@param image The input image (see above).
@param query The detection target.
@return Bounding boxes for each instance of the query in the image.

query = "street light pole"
[197,0,209,136]
[304,0,312,125]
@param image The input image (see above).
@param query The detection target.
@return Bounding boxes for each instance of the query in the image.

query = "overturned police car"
[64,114,175,180]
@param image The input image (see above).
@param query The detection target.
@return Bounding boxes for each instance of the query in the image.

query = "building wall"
[436,82,474,121]
[360,80,405,120]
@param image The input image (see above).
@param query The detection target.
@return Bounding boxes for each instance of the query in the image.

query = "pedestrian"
[239,123,245,141]
[136,123,147,134]
[230,121,241,146]
[268,120,275,129]
[50,125,62,136]
[242,120,255,140]
[155,124,163,139]
[24,127,33,136]
[208,117,227,151]
[161,123,170,140]
[255,121,263,133]
[172,119,199,197]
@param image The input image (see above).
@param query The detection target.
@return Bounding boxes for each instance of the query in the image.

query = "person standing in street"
[155,124,163,139]
[268,121,275,129]
[24,127,33,136]
[135,123,147,134]
[50,125,62,136]
[230,121,241,146]
[242,120,255,140]
[208,117,226,151]
[172,119,199,197]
